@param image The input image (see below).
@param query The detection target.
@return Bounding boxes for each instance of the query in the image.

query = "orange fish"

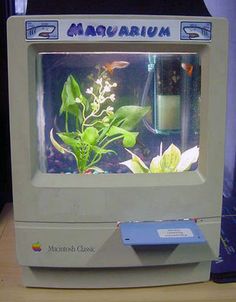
[181,63,193,77]
[103,61,130,74]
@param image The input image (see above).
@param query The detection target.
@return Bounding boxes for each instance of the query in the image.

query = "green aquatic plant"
[50,73,149,173]
[120,143,199,173]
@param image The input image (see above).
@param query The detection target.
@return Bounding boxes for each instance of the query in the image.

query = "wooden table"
[1,203,236,302]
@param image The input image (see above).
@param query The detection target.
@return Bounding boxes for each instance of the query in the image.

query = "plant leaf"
[97,126,110,142]
[122,134,138,148]
[57,132,80,149]
[81,127,99,145]
[111,106,150,131]
[106,126,138,148]
[56,132,82,166]
[149,155,161,173]
[176,146,199,172]
[50,129,78,165]
[120,149,149,173]
[60,75,87,117]
[158,144,181,173]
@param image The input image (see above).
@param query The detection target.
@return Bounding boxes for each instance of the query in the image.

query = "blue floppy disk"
[119,220,206,246]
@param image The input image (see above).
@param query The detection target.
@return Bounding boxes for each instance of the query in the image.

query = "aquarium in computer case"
[7,15,228,288]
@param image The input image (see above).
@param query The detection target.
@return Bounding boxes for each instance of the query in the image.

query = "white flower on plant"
[105,80,117,88]
[95,93,115,104]
[98,95,105,103]
[75,97,81,103]
[104,80,112,87]
[95,78,103,85]
[106,106,114,111]
[103,85,111,93]
[85,77,117,120]
[91,102,99,111]
[106,106,114,115]
[110,94,115,101]
[86,87,93,94]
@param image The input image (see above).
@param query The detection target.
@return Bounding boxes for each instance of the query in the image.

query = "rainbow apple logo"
[32,241,42,252]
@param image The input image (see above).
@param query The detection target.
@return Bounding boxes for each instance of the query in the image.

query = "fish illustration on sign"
[181,63,193,77]
[103,61,130,74]
[183,25,211,40]
[26,25,56,39]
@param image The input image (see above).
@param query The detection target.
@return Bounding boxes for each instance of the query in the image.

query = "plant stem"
[87,154,102,169]
[83,120,104,127]
[101,135,124,150]
[87,139,122,169]
[80,102,86,132]
[86,135,123,170]
[98,117,117,144]
[75,116,79,131]
[65,111,69,132]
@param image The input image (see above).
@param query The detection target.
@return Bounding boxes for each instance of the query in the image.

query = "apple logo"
[32,241,42,252]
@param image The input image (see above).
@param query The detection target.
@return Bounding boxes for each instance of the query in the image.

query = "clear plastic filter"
[144,53,200,136]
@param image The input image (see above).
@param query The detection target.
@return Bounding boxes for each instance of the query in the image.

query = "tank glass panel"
[36,52,200,174]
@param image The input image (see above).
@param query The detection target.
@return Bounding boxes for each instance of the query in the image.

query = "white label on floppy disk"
[157,228,194,238]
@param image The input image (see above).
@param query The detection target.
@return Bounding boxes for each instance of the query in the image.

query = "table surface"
[1,203,236,302]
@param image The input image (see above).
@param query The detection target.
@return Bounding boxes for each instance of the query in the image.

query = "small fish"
[181,63,193,77]
[103,61,130,74]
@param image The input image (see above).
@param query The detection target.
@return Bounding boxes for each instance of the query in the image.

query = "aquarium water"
[36,52,201,174]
